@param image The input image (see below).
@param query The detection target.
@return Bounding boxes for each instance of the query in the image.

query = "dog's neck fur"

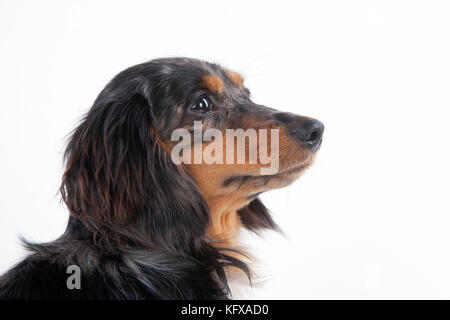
[206,195,250,247]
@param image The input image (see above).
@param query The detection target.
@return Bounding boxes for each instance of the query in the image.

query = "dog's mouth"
[276,161,311,176]
[222,157,314,192]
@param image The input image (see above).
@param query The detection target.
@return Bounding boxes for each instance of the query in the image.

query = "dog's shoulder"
[0,241,155,299]
[0,254,68,299]
[0,240,227,299]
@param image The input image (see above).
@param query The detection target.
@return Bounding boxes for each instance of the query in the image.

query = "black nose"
[290,119,324,151]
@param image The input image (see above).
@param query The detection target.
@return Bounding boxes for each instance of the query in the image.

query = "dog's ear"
[237,198,281,233]
[60,93,210,251]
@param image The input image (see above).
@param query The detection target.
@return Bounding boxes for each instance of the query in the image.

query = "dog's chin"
[265,149,317,178]
[262,159,314,188]
[235,157,317,201]
[221,150,319,199]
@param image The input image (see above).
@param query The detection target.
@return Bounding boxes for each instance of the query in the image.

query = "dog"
[0,57,324,299]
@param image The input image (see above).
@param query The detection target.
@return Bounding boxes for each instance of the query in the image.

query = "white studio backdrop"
[1,0,449,299]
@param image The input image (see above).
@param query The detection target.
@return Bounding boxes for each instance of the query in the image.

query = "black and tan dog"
[0,58,324,299]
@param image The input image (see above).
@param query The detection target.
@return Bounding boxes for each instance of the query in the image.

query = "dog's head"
[61,57,323,251]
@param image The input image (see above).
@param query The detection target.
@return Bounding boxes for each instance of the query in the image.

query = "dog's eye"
[191,96,213,114]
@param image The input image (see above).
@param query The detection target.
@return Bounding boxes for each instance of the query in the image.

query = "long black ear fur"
[60,92,210,252]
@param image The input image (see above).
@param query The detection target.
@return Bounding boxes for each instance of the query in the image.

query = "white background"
[1,0,449,299]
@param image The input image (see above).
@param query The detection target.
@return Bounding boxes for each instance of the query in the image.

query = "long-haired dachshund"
[0,58,324,299]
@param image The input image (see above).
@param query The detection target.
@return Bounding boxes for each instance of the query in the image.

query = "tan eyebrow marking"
[226,71,244,87]
[202,75,224,93]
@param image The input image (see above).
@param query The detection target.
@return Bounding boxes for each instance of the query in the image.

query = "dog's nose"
[290,119,324,151]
